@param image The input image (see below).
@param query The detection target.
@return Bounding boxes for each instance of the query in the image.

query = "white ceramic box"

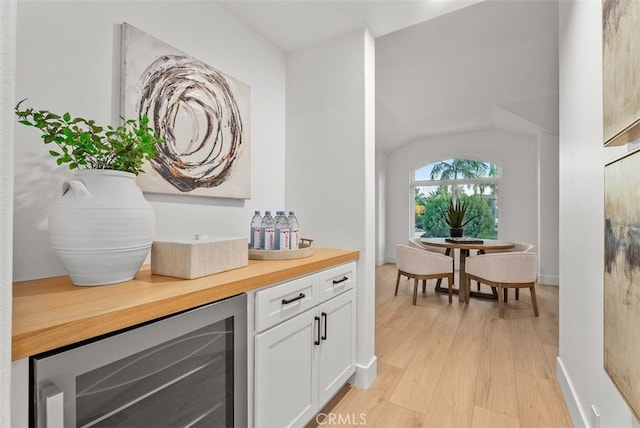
[151,236,248,279]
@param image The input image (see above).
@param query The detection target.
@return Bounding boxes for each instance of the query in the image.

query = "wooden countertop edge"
[12,248,358,361]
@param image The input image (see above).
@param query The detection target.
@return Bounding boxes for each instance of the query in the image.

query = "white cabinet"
[254,305,318,427]
[317,291,355,406]
[253,262,356,428]
[11,358,29,428]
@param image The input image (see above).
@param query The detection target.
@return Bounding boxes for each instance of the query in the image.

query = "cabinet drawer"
[255,275,319,332]
[318,262,356,303]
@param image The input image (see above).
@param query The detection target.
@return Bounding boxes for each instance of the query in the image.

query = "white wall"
[1,1,16,424]
[538,131,559,285]
[557,1,632,426]
[376,152,387,265]
[13,1,286,281]
[286,28,377,387]
[385,129,544,270]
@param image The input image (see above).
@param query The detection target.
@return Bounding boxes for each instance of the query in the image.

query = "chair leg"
[497,285,505,318]
[465,276,471,304]
[448,274,453,304]
[516,288,520,300]
[413,278,419,305]
[503,288,508,302]
[476,250,485,292]
[422,279,427,293]
[530,285,539,316]
[395,271,401,296]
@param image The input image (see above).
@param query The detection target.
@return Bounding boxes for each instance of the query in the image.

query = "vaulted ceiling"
[217,0,559,154]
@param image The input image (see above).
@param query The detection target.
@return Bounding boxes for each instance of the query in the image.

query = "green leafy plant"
[15,99,163,175]
[439,199,477,229]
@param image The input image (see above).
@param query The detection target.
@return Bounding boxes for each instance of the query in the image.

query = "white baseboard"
[557,356,588,427]
[350,356,377,389]
[538,274,559,286]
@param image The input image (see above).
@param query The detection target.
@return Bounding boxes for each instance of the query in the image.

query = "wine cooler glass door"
[33,294,247,428]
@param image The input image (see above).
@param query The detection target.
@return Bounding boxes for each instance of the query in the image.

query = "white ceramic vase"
[48,169,155,286]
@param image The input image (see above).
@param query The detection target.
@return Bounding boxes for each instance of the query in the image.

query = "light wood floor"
[309,263,572,428]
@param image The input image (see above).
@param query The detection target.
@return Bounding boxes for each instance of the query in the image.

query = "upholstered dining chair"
[476,242,536,300]
[408,237,454,291]
[395,244,454,304]
[465,251,539,318]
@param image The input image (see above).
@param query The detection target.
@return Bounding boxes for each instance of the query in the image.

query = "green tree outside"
[418,191,495,238]
[462,194,496,238]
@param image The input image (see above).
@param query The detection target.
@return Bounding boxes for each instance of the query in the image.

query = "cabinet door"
[317,290,356,406]
[254,312,318,427]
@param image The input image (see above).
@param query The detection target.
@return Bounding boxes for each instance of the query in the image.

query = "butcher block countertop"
[12,247,359,361]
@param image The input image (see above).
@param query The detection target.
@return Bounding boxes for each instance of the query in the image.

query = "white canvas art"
[121,22,251,199]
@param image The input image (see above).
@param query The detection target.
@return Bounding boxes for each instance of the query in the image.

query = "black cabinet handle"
[282,293,305,305]
[321,312,327,341]
[314,316,321,345]
[332,276,349,285]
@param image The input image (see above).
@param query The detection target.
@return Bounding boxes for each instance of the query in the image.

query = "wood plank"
[365,401,425,428]
[471,405,521,428]
[533,284,560,347]
[420,303,487,427]
[367,362,405,402]
[12,248,358,360]
[515,372,573,428]
[388,304,461,413]
[376,303,442,369]
[510,316,555,381]
[474,317,519,418]
[543,344,560,376]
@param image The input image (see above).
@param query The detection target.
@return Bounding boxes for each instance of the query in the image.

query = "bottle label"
[252,227,261,249]
[290,228,300,249]
[277,229,290,250]
[263,227,275,250]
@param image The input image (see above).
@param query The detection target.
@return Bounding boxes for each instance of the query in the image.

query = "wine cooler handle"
[314,316,321,345]
[321,312,327,341]
[42,383,64,428]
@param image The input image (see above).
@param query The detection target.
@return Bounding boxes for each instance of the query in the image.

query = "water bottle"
[250,211,262,249]
[288,211,300,249]
[261,211,275,250]
[274,211,290,250]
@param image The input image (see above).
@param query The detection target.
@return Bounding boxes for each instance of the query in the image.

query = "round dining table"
[420,237,515,302]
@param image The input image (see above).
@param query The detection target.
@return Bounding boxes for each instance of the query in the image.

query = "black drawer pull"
[314,316,321,345]
[321,312,327,341]
[282,293,305,305]
[332,276,349,285]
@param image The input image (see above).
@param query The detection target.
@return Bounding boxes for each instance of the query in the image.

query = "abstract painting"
[603,0,640,146]
[121,23,251,198]
[604,148,640,420]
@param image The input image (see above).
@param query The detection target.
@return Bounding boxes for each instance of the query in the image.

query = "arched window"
[413,159,499,239]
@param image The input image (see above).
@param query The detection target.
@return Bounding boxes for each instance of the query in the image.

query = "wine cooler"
[31,294,247,427]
